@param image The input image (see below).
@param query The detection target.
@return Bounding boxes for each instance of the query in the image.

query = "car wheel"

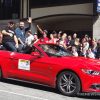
[57,71,81,96]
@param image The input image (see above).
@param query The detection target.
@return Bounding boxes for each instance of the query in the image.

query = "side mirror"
[31,52,41,57]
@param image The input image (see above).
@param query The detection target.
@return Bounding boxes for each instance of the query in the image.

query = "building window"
[4,0,12,7]
[0,0,20,20]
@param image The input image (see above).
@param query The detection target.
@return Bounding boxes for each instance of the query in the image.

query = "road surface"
[0,79,99,100]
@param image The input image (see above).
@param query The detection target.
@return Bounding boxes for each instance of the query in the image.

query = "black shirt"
[2,27,15,43]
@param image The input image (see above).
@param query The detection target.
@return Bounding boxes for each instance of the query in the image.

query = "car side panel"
[0,51,12,78]
[5,52,54,86]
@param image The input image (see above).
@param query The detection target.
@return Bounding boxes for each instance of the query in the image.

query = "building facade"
[0,0,99,39]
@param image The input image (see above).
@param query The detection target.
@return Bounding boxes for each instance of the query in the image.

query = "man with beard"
[2,21,19,52]
[15,18,32,48]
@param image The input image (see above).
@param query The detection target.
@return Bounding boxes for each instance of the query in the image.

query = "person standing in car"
[15,17,32,48]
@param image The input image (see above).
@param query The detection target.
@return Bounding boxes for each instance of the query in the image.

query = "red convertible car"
[0,43,100,96]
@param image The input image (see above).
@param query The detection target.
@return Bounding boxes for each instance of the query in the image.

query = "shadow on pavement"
[77,93,100,99]
[1,79,100,99]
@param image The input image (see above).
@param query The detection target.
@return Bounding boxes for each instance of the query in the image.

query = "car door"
[8,52,35,80]
[8,49,53,85]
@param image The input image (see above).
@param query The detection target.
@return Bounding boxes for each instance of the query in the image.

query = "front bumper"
[90,84,100,90]
[79,71,100,92]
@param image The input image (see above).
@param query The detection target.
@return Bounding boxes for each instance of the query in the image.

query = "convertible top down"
[0,43,100,96]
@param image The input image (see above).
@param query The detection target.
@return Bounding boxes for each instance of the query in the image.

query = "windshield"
[39,44,73,57]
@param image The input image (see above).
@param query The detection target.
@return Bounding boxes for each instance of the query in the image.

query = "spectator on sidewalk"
[59,33,67,49]
[71,33,77,46]
[79,47,87,57]
[49,34,55,44]
[82,38,89,51]
[97,39,100,59]
[58,31,62,40]
[71,46,78,57]
[74,38,80,53]
[86,48,95,59]
[37,25,49,43]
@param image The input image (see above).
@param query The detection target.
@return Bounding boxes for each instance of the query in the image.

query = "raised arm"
[37,25,44,35]
[25,17,32,32]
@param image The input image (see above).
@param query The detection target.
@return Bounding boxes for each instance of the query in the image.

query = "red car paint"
[0,43,100,93]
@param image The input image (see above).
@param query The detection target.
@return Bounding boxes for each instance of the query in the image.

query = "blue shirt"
[15,23,31,43]
[15,28,26,43]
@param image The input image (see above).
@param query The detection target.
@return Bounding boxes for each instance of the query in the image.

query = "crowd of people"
[36,27,100,59]
[0,17,100,59]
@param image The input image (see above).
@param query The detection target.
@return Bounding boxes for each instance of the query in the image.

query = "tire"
[57,71,81,96]
[0,68,2,80]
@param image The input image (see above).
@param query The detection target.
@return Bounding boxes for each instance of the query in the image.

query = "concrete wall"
[93,16,100,39]
[31,3,93,34]
[31,3,93,19]
[40,17,92,31]
[20,0,29,18]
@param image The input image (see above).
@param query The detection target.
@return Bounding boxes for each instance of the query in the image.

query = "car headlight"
[82,69,100,76]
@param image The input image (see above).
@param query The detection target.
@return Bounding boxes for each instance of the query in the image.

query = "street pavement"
[0,79,100,100]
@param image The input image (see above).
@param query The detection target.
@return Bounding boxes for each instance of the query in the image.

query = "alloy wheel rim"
[59,73,76,94]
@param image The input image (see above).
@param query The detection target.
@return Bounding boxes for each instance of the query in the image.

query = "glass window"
[39,44,73,57]
[0,0,20,20]
[4,0,12,7]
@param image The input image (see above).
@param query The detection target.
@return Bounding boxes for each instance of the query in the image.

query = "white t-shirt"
[59,40,65,47]
[87,52,95,59]
[25,34,34,45]
[83,42,89,51]
[72,52,78,57]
